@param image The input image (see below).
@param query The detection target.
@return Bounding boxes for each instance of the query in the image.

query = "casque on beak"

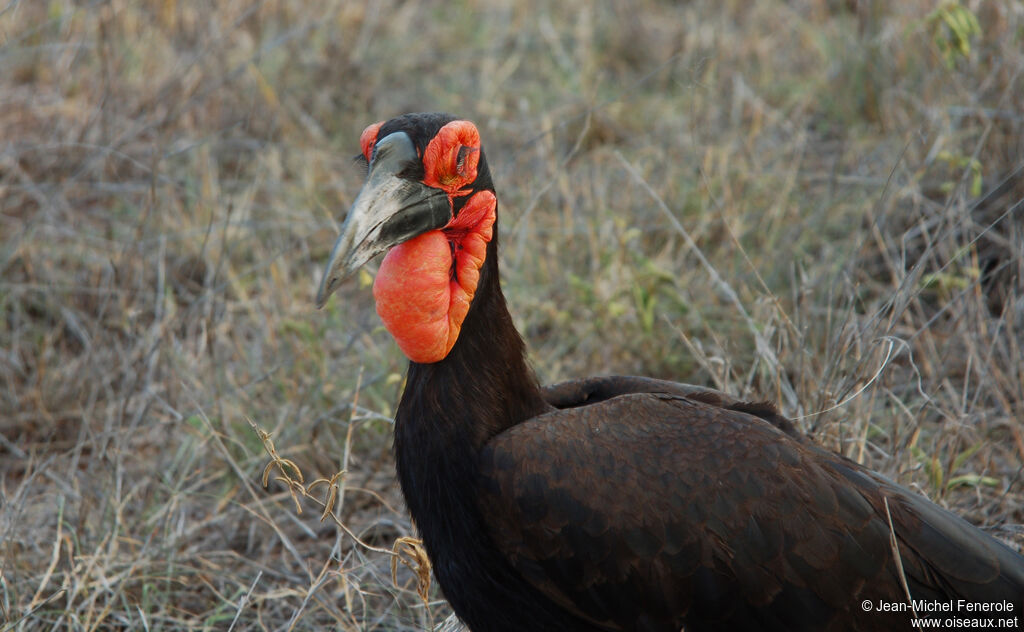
[315,131,451,308]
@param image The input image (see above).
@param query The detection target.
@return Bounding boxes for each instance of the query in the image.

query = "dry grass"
[1,0,1022,629]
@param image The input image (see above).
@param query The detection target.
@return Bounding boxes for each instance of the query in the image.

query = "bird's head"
[316,112,498,364]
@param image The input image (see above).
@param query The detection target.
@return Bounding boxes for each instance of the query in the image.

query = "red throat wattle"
[358,119,492,363]
[373,190,496,363]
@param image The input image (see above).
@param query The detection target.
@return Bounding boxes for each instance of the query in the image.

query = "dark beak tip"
[315,277,336,309]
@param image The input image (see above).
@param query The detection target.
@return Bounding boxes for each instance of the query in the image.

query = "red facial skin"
[366,120,495,363]
[359,121,384,162]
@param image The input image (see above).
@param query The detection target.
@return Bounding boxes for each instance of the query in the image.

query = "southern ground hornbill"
[316,112,1024,631]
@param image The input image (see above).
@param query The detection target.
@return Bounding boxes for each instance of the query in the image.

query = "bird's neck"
[392,233,548,524]
[397,236,548,449]
[387,209,593,631]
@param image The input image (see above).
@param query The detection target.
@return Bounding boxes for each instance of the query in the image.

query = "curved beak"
[316,132,451,308]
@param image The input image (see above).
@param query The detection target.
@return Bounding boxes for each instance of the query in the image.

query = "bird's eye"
[456,145,478,176]
[423,120,481,193]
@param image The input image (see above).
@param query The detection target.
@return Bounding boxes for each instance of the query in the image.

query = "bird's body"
[317,112,1024,631]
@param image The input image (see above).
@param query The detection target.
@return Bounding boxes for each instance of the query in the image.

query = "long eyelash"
[456,145,478,174]
[352,153,369,177]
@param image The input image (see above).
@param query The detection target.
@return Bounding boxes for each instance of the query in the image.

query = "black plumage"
[317,112,1024,632]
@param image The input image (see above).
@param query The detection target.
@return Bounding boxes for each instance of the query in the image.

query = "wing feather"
[478,392,1022,631]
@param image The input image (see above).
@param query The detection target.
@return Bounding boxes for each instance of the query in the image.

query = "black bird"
[316,112,1024,632]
